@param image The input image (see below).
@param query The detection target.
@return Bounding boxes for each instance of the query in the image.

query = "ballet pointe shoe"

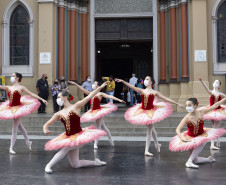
[45,165,53,174]
[26,141,32,151]
[95,158,106,166]
[210,144,220,150]
[9,148,16,155]
[109,138,114,146]
[94,144,98,149]
[144,151,153,157]
[216,140,220,148]
[208,156,216,163]
[155,143,161,153]
[185,160,199,169]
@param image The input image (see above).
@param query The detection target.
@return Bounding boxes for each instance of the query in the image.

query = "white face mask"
[213,82,219,89]
[87,78,91,82]
[186,106,194,113]
[92,84,97,90]
[57,98,64,106]
[144,80,149,87]
[10,76,16,84]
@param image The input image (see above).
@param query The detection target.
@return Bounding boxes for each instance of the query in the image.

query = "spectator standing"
[51,79,61,113]
[104,75,115,103]
[59,76,68,91]
[135,79,144,103]
[82,75,93,112]
[36,74,49,113]
[129,73,138,106]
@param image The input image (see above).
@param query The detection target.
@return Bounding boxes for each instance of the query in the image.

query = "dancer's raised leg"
[145,124,153,156]
[94,118,102,149]
[101,119,114,146]
[18,120,32,151]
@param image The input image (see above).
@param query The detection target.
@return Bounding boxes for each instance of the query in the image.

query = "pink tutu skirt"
[198,105,226,121]
[81,103,117,122]
[45,125,107,150]
[0,95,40,120]
[124,100,172,125]
[169,128,226,152]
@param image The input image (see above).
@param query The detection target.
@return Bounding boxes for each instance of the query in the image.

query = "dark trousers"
[38,91,49,113]
[52,94,59,112]
[136,94,141,103]
[84,93,90,112]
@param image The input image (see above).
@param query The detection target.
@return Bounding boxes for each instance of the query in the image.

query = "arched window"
[10,5,29,65]
[217,1,226,63]
[212,0,226,74]
[2,0,34,76]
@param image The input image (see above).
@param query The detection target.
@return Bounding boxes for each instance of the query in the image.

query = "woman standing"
[69,81,125,149]
[115,76,183,156]
[169,97,226,168]
[43,82,108,174]
[198,78,226,150]
[0,72,47,154]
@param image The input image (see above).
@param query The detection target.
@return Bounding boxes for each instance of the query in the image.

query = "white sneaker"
[185,160,199,169]
[9,148,16,155]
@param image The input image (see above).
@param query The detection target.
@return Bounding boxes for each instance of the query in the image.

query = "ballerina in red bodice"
[198,78,226,150]
[68,81,125,149]
[43,82,108,174]
[169,97,226,169]
[115,76,184,156]
[0,72,48,154]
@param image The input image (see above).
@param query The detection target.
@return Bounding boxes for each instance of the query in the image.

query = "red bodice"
[7,90,22,106]
[90,97,101,110]
[60,111,82,136]
[141,94,155,110]
[210,94,221,109]
[186,118,205,137]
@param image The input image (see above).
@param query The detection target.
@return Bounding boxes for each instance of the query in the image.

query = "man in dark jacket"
[36,74,49,113]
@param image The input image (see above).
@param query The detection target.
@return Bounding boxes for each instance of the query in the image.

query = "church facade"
[0,0,225,112]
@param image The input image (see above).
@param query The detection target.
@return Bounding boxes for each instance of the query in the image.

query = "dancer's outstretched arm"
[75,82,108,109]
[200,98,226,114]
[43,113,60,135]
[156,92,184,109]
[101,93,126,103]
[0,85,9,91]
[22,86,48,105]
[68,81,90,95]
[115,78,143,94]
[176,117,190,142]
[199,77,212,95]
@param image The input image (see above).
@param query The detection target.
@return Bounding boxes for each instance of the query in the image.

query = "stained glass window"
[217,1,226,63]
[10,5,29,65]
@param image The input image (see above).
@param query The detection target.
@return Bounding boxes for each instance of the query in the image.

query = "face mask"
[144,80,149,87]
[10,77,16,84]
[45,77,48,80]
[213,82,219,89]
[57,98,64,106]
[87,78,91,82]
[54,82,58,85]
[186,106,194,113]
[92,84,97,90]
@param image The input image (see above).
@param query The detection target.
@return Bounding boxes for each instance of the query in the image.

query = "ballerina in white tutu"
[43,82,109,174]
[169,97,226,169]
[68,81,125,149]
[0,72,48,154]
[198,78,226,150]
[115,76,183,156]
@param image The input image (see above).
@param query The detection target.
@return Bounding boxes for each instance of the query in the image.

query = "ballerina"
[0,72,47,154]
[198,78,226,150]
[169,97,226,168]
[68,81,125,149]
[115,76,183,156]
[43,82,108,174]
